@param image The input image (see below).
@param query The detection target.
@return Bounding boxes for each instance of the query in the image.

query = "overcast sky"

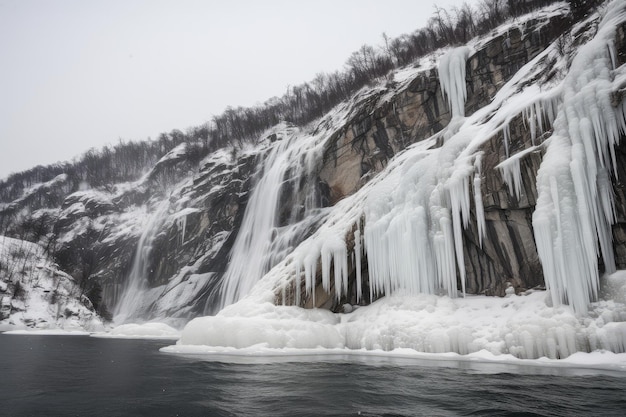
[0,0,475,180]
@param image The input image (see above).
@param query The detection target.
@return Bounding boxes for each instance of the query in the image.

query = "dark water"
[1,334,625,417]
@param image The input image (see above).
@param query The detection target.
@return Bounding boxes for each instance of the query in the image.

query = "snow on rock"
[0,236,104,332]
[91,322,180,339]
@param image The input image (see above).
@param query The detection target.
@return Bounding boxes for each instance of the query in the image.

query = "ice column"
[533,2,626,314]
[439,46,471,118]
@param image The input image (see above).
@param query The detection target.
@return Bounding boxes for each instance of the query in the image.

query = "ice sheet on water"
[3,329,91,336]
[91,322,180,340]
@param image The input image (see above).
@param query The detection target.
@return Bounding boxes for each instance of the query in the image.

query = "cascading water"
[114,199,171,323]
[174,1,626,359]
[219,127,325,308]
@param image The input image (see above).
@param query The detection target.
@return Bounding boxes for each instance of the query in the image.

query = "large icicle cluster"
[171,1,626,361]
[439,46,471,118]
[292,47,481,303]
[359,47,478,300]
[532,2,626,314]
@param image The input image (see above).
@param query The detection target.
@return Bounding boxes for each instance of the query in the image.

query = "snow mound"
[169,290,626,361]
[179,303,342,349]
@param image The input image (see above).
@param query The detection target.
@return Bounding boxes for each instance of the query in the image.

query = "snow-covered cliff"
[2,1,626,359]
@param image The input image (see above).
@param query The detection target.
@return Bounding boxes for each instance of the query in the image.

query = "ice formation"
[532,2,626,314]
[288,47,479,304]
[173,208,199,245]
[165,1,626,361]
[92,322,180,339]
[438,46,471,118]
[171,288,626,360]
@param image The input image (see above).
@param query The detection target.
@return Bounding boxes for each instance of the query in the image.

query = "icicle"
[436,216,458,297]
[533,0,626,314]
[439,46,471,118]
[294,262,301,307]
[354,228,363,303]
[448,178,468,296]
[473,154,486,247]
[176,215,187,245]
[503,124,511,157]
[498,157,523,200]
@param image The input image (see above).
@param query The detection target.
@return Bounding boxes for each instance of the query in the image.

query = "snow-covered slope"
[0,236,103,331]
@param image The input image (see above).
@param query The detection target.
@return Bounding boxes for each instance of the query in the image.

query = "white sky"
[0,0,475,180]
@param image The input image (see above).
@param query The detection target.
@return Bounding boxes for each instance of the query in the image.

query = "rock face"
[2,3,626,322]
[312,12,573,305]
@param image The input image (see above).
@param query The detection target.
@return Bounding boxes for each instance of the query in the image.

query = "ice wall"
[291,47,477,303]
[532,2,626,314]
[439,46,471,118]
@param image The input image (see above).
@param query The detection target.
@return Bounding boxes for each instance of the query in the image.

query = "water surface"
[1,334,624,416]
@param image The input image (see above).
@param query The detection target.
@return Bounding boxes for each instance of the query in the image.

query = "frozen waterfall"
[532,2,626,314]
[170,1,626,361]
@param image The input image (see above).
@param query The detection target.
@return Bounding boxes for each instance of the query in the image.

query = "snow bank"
[161,344,626,374]
[179,302,343,349]
[169,290,626,361]
[0,236,104,332]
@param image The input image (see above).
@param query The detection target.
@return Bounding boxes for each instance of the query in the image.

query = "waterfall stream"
[219,129,324,308]
[113,199,171,323]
